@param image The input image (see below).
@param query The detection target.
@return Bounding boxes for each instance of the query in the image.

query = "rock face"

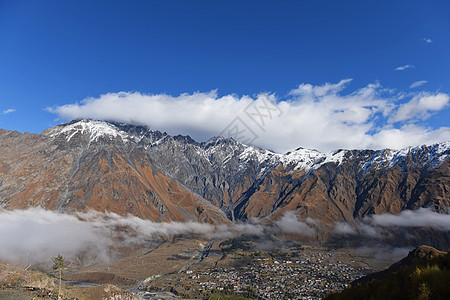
[0,119,449,225]
[0,121,229,224]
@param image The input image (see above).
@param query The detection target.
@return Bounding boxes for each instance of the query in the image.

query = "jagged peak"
[44,119,128,142]
[45,119,166,144]
[173,134,198,145]
[44,119,449,171]
[361,141,450,172]
[202,136,238,148]
[277,147,348,171]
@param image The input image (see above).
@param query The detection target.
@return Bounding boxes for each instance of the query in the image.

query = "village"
[145,246,373,299]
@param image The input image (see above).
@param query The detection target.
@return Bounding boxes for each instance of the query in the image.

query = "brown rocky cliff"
[0,127,229,224]
[231,149,449,224]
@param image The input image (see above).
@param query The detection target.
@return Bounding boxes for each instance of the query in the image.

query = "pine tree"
[52,253,66,299]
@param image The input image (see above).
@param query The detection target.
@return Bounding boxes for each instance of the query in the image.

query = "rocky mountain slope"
[0,119,449,225]
[0,122,229,223]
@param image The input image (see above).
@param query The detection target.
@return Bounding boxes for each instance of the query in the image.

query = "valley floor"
[1,236,405,299]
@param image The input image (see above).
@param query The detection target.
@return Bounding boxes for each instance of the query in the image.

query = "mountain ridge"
[1,119,449,229]
[44,118,450,164]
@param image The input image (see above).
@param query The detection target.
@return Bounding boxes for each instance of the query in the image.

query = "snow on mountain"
[46,119,129,142]
[359,142,450,174]
[46,119,449,172]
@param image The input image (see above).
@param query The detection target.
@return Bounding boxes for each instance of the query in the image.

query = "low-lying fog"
[0,207,448,265]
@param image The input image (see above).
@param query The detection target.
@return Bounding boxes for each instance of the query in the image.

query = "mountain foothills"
[326,246,450,300]
[0,119,449,227]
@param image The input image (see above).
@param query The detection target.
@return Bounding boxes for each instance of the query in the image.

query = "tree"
[52,253,66,299]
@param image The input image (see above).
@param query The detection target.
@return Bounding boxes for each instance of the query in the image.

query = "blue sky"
[1,0,449,152]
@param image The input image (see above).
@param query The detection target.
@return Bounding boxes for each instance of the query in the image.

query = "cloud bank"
[334,208,450,238]
[390,93,449,123]
[1,208,447,265]
[47,80,450,153]
[0,208,314,264]
[367,208,450,231]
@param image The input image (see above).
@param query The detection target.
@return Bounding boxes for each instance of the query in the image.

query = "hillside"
[325,246,450,300]
[353,245,447,286]
[0,261,138,300]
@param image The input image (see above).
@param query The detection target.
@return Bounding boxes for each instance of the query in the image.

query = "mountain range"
[0,119,449,227]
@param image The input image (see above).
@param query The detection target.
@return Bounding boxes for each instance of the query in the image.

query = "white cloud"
[366,124,450,150]
[2,108,15,114]
[410,80,428,89]
[0,208,315,264]
[333,208,450,239]
[389,93,449,122]
[289,78,352,97]
[0,208,112,264]
[47,80,450,153]
[395,64,415,71]
[273,211,315,236]
[333,222,356,235]
[423,38,433,44]
[367,208,450,230]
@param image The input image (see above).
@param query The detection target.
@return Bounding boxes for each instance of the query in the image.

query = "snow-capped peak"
[45,119,129,142]
[233,141,348,172]
[46,119,449,173]
[359,142,450,174]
